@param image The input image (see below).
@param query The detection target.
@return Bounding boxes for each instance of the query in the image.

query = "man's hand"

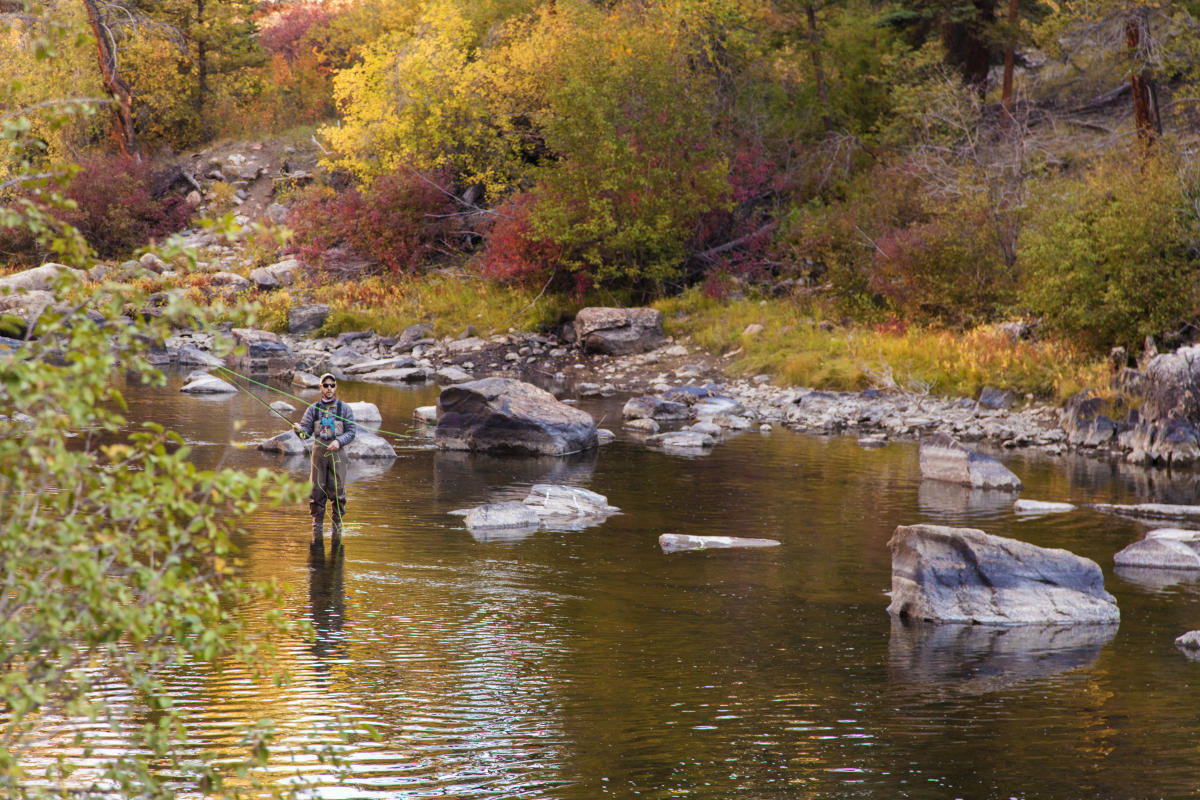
[293,423,304,437]
[328,440,340,451]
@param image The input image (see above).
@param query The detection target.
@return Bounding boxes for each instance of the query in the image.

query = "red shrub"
[59,154,194,259]
[479,193,564,287]
[257,4,332,63]
[288,170,456,273]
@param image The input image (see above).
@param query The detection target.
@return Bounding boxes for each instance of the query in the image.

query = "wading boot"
[310,500,325,548]
[330,498,346,553]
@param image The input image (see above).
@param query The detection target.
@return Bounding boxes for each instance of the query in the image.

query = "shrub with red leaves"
[257,4,332,63]
[288,171,456,273]
[58,154,194,259]
[479,193,564,287]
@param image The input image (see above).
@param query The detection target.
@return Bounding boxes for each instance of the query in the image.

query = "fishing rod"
[213,365,418,440]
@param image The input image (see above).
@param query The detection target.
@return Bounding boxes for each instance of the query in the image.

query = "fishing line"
[214,365,418,440]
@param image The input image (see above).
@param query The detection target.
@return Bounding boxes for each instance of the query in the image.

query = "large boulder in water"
[919,433,1022,490]
[887,524,1119,625]
[571,307,665,355]
[435,377,597,456]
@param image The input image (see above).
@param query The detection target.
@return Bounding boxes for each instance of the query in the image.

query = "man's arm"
[295,403,317,436]
[336,401,356,446]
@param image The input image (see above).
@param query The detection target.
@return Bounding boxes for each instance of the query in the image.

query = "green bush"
[1018,155,1200,352]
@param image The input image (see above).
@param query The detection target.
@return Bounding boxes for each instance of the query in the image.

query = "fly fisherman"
[294,373,355,550]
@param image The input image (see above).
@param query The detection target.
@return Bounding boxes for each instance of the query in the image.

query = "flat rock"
[523,484,619,526]
[919,433,1023,490]
[645,431,715,450]
[180,375,237,394]
[1090,502,1200,520]
[463,502,541,531]
[360,367,428,383]
[887,524,1119,625]
[659,534,781,553]
[1014,499,1077,515]
[1114,528,1200,570]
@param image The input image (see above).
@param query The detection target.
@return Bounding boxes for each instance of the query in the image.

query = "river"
[99,371,1200,797]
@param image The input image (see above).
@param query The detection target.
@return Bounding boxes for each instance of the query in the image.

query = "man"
[294,373,355,548]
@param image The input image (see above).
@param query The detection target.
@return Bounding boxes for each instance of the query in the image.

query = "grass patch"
[657,288,1108,402]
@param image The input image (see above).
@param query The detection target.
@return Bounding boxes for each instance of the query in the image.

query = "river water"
[105,371,1200,798]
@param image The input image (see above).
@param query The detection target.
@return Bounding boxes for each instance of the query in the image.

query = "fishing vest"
[315,401,345,442]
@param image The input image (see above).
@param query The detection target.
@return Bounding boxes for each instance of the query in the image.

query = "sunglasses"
[321,382,336,388]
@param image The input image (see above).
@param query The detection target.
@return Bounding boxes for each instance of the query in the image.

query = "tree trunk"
[195,0,208,132]
[1125,11,1160,147]
[80,0,138,158]
[805,4,832,136]
[1000,0,1018,115]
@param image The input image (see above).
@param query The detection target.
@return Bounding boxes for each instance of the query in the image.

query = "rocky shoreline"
[163,314,1072,456]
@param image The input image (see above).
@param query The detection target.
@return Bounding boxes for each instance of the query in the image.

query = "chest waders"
[310,405,348,547]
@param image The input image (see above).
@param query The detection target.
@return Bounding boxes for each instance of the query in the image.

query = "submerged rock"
[919,433,1023,490]
[523,484,619,527]
[659,534,781,553]
[887,524,1119,625]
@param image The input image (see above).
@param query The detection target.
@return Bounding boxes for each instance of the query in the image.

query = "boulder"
[572,307,665,355]
[181,375,238,394]
[659,534,781,553]
[229,328,293,377]
[393,322,434,352]
[1114,529,1200,570]
[0,263,83,292]
[887,524,1120,625]
[436,377,597,456]
[270,400,296,415]
[249,258,301,290]
[347,401,382,428]
[292,370,321,389]
[977,386,1015,410]
[209,272,251,290]
[919,433,1023,490]
[414,405,438,424]
[257,430,307,456]
[288,304,330,334]
[0,290,53,337]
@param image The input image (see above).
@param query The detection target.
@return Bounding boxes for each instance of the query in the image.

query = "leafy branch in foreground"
[0,282,306,798]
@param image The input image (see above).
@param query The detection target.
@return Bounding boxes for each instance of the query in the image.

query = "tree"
[0,6,311,795]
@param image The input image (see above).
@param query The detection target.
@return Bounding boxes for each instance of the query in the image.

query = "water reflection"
[308,543,346,668]
[1114,564,1200,593]
[916,480,1019,521]
[432,448,598,506]
[888,617,1118,695]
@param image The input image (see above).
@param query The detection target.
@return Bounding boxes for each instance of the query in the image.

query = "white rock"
[659,534,781,553]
